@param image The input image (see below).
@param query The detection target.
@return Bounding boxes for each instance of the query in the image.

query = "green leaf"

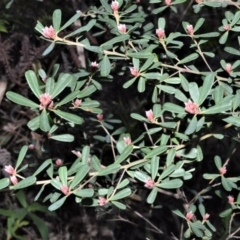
[100,55,111,77]
[0,178,9,190]
[27,116,40,131]
[214,156,222,169]
[55,90,80,107]
[194,18,205,32]
[170,168,185,178]
[70,164,90,190]
[138,77,146,92]
[49,134,74,142]
[197,32,219,38]
[151,156,159,180]
[51,73,72,99]
[107,186,114,198]
[100,0,112,12]
[51,179,62,190]
[163,77,181,84]
[172,208,185,219]
[131,113,148,122]
[15,145,28,171]
[42,42,55,56]
[189,222,204,238]
[134,171,149,182]
[59,11,81,31]
[116,145,133,164]
[111,201,126,209]
[132,58,140,69]
[82,146,90,164]
[198,203,205,217]
[74,189,94,198]
[219,208,232,218]
[124,4,137,13]
[12,176,36,190]
[6,91,39,108]
[157,85,175,94]
[48,196,67,211]
[45,77,55,94]
[224,46,240,56]
[54,110,83,124]
[142,72,162,80]
[140,55,155,72]
[179,73,189,91]
[177,53,199,65]
[147,187,158,204]
[221,176,232,191]
[158,17,166,29]
[145,145,167,158]
[39,109,51,132]
[102,34,130,46]
[25,70,42,98]
[231,11,240,26]
[29,213,49,240]
[232,93,240,111]
[65,19,97,38]
[84,45,102,54]
[223,116,240,127]
[203,173,219,180]
[176,148,197,159]
[166,50,177,58]
[174,89,188,102]
[51,64,60,78]
[52,9,61,31]
[158,179,183,189]
[219,31,228,44]
[98,163,121,176]
[185,115,197,135]
[159,164,176,179]
[116,179,130,190]
[127,52,153,59]
[189,82,199,103]
[202,102,231,114]
[196,145,203,161]
[112,127,127,136]
[198,73,214,105]
[58,166,68,186]
[152,6,167,14]
[166,149,176,166]
[91,156,102,171]
[147,127,162,135]
[110,188,131,201]
[163,102,185,114]
[34,185,46,201]
[203,51,215,58]
[206,220,216,232]
[78,85,97,98]
[33,159,52,177]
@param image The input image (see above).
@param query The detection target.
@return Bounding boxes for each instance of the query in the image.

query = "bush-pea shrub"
[3,0,240,239]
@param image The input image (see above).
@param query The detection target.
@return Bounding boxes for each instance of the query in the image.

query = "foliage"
[0,190,51,240]
[2,0,240,239]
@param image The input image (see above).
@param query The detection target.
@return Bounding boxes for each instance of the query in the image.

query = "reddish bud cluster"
[184,100,200,114]
[118,24,127,34]
[39,93,54,110]
[145,110,155,122]
[42,26,56,39]
[123,137,131,145]
[144,178,155,188]
[4,165,18,185]
[186,211,194,221]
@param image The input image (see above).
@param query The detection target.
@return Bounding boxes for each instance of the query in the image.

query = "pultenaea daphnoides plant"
[4,0,240,239]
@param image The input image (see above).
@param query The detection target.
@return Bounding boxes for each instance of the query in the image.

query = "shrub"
[2,0,240,239]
